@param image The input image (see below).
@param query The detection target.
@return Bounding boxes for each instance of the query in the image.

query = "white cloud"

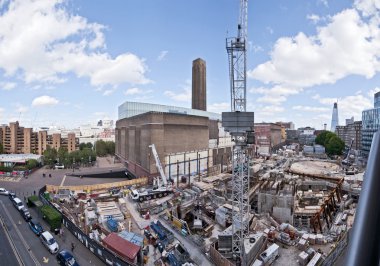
[31,95,59,107]
[266,26,274,35]
[208,102,230,113]
[0,0,150,86]
[0,82,16,90]
[250,85,303,105]
[354,0,380,16]
[306,14,321,24]
[164,80,191,102]
[157,50,168,61]
[257,95,287,105]
[254,105,285,120]
[249,8,380,88]
[313,93,373,121]
[103,89,115,96]
[164,88,191,102]
[292,105,330,112]
[124,87,143,95]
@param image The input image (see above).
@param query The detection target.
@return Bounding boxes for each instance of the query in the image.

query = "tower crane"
[222,0,254,264]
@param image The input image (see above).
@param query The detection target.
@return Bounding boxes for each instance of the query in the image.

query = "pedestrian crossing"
[0,176,22,182]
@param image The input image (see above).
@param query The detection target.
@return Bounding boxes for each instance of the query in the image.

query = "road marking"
[0,176,21,182]
[0,215,24,266]
[0,201,41,266]
[60,175,67,186]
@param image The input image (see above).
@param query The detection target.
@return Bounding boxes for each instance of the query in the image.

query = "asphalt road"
[0,210,23,266]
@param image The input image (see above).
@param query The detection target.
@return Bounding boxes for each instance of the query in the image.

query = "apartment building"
[0,122,79,155]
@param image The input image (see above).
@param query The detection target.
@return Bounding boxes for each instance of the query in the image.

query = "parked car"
[40,231,59,254]
[20,207,32,221]
[12,197,24,211]
[56,250,80,266]
[0,188,9,195]
[54,164,64,169]
[8,192,16,199]
[28,220,44,236]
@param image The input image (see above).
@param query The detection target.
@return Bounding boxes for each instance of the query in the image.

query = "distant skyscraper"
[192,58,206,111]
[331,102,339,132]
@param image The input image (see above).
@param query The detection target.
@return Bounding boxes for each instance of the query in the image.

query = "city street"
[0,157,126,265]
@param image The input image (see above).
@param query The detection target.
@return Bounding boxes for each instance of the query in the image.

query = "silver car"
[0,188,9,195]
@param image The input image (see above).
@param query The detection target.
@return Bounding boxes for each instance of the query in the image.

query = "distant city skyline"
[0,0,379,129]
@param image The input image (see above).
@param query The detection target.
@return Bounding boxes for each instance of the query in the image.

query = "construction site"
[42,138,362,266]
[41,0,363,265]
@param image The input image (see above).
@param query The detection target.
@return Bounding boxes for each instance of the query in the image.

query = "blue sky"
[0,0,380,129]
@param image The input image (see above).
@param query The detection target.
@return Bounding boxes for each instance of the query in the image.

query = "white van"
[12,197,24,211]
[40,231,59,254]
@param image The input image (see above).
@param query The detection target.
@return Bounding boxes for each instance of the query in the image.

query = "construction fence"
[38,186,138,266]
[45,177,148,193]
[322,230,350,266]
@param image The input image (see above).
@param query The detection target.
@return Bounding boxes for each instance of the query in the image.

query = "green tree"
[79,143,86,150]
[95,140,115,156]
[79,142,93,150]
[315,131,345,156]
[57,147,68,165]
[0,143,3,154]
[43,146,57,166]
[26,159,39,169]
[325,135,345,156]
[86,142,93,149]
[315,131,335,146]
[105,141,115,155]
[95,140,107,156]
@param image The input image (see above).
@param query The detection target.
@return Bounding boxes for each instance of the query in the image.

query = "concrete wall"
[258,193,294,223]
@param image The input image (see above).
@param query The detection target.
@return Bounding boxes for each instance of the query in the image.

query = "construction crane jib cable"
[222,0,255,265]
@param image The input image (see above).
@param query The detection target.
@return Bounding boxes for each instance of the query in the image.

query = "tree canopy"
[95,140,115,156]
[43,145,96,167]
[315,131,335,146]
[79,142,93,150]
[43,146,58,166]
[0,143,3,154]
[26,159,39,169]
[315,131,345,156]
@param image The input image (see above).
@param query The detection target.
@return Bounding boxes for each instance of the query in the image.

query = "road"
[159,218,212,266]
[0,212,23,265]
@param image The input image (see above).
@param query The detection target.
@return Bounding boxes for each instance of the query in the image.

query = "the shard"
[331,102,339,132]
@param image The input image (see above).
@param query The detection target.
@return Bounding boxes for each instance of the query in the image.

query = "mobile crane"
[130,144,173,202]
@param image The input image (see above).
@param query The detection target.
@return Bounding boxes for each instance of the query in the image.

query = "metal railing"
[345,132,380,266]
